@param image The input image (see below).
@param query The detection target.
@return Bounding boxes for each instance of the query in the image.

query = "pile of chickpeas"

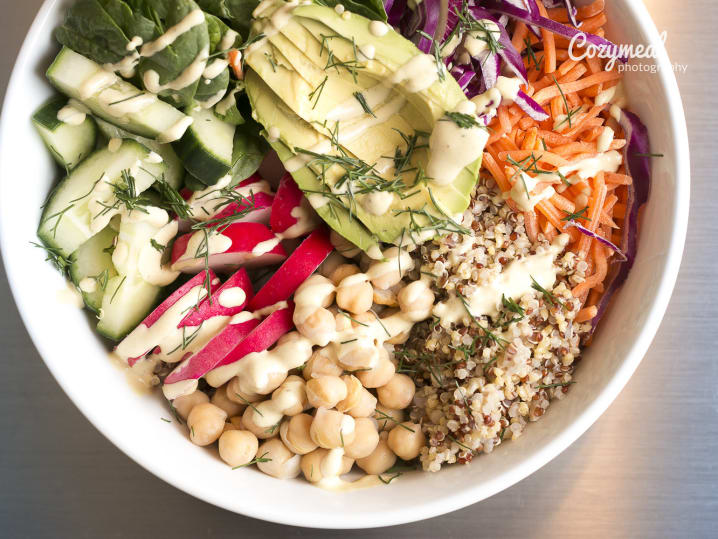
[170,245,436,485]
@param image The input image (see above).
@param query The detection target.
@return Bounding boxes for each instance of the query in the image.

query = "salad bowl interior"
[0,0,688,529]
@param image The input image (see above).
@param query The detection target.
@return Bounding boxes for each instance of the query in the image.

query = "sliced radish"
[162,315,261,394]
[248,227,334,311]
[170,222,287,274]
[179,268,253,327]
[205,302,296,387]
[115,270,219,365]
[270,173,320,239]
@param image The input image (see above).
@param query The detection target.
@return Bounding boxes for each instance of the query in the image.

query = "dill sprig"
[561,206,589,222]
[442,111,484,129]
[308,76,328,110]
[417,30,446,82]
[150,239,166,252]
[538,381,576,389]
[551,75,581,128]
[530,276,565,309]
[456,292,508,350]
[151,175,192,219]
[353,91,376,117]
[31,242,70,274]
[232,452,272,470]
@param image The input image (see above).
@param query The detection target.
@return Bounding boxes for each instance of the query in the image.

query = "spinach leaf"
[194,14,232,106]
[314,0,387,21]
[196,0,261,40]
[213,81,245,125]
[231,97,268,182]
[55,0,155,64]
[131,0,210,108]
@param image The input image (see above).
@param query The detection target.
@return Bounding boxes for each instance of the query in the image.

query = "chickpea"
[318,251,348,280]
[295,306,336,346]
[242,403,279,440]
[356,347,395,388]
[187,403,227,446]
[280,414,318,455]
[303,347,343,380]
[269,375,307,417]
[229,416,243,429]
[337,343,379,371]
[211,384,245,417]
[300,448,354,483]
[374,404,405,431]
[387,422,426,460]
[347,387,377,418]
[335,375,362,413]
[310,407,356,449]
[366,247,414,290]
[373,286,397,306]
[397,280,435,321]
[256,438,301,479]
[330,230,361,258]
[344,418,380,459]
[306,375,347,409]
[294,274,336,308]
[377,374,415,410]
[356,438,397,475]
[226,377,261,405]
[172,390,209,421]
[218,430,259,467]
[335,273,373,315]
[327,263,360,286]
[222,421,239,433]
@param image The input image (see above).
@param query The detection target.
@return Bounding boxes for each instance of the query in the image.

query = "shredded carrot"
[533,71,622,105]
[228,50,243,79]
[575,306,598,323]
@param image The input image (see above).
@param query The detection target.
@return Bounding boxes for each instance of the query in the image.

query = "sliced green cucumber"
[68,225,118,313]
[46,47,190,142]
[96,275,161,341]
[94,118,185,189]
[172,106,235,186]
[32,95,97,170]
[213,84,245,126]
[38,139,166,258]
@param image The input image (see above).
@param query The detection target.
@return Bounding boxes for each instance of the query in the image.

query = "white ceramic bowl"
[0,0,689,529]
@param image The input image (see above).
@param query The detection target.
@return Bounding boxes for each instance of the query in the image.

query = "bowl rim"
[0,0,690,529]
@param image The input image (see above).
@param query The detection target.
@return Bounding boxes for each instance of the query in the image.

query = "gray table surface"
[1,1,716,537]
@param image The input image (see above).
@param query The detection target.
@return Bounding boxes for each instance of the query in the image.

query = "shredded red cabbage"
[481,0,627,62]
[587,110,652,336]
[542,0,581,28]
[564,222,627,261]
[514,89,549,121]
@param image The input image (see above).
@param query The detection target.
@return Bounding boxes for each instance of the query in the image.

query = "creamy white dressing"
[162,378,199,400]
[426,101,489,186]
[152,314,231,363]
[366,247,414,284]
[250,376,306,428]
[56,99,88,125]
[267,126,281,142]
[126,36,143,51]
[557,150,622,182]
[99,89,158,117]
[596,126,615,153]
[219,29,239,52]
[171,230,233,271]
[79,70,118,100]
[103,51,140,79]
[138,220,181,286]
[389,53,440,93]
[471,87,501,116]
[251,236,281,256]
[510,172,556,212]
[203,59,229,80]
[369,20,389,37]
[78,277,97,293]
[433,234,569,325]
[277,199,319,238]
[56,281,84,308]
[495,75,522,102]
[218,287,247,309]
[157,116,194,143]
[115,284,209,363]
[197,89,227,109]
[358,44,376,61]
[143,45,209,94]
[206,332,313,390]
[146,151,163,164]
[140,9,206,57]
[107,137,122,153]
[361,190,395,216]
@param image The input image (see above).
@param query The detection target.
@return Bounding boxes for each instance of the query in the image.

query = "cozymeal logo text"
[568,31,687,74]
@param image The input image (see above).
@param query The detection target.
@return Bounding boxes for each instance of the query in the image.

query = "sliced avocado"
[245,1,484,248]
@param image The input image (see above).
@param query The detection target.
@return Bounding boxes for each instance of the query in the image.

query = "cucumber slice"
[172,106,235,186]
[32,95,96,170]
[68,226,118,313]
[96,275,161,341]
[38,139,166,258]
[94,118,184,189]
[46,47,190,142]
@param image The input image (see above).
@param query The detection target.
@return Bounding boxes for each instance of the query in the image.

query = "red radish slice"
[179,268,254,328]
[164,302,294,390]
[270,173,320,239]
[206,302,296,386]
[170,222,287,274]
[248,227,334,311]
[163,316,261,387]
[116,270,220,365]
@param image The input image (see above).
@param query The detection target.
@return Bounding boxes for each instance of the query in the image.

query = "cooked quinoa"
[402,177,595,472]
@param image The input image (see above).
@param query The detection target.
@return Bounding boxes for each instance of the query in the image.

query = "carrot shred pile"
[480,0,629,321]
